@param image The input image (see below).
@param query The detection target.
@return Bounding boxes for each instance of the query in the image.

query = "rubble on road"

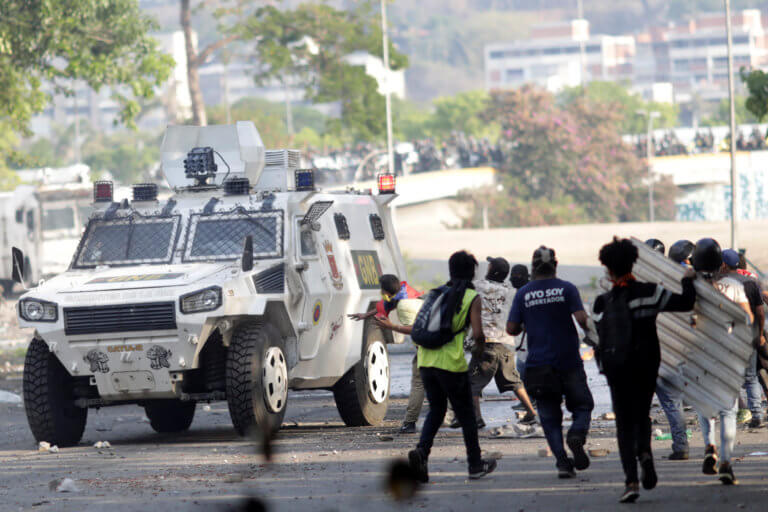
[50,478,79,493]
[94,441,111,449]
[38,442,59,453]
[489,423,545,439]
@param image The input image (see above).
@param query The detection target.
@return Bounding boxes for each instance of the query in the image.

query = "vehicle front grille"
[64,302,177,336]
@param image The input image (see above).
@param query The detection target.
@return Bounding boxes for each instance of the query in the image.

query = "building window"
[489,50,504,59]
[586,44,601,53]
[505,68,524,81]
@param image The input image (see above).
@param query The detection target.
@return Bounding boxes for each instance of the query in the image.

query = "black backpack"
[595,287,633,375]
[411,286,468,349]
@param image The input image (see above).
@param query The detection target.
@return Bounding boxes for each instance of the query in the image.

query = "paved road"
[2,353,768,512]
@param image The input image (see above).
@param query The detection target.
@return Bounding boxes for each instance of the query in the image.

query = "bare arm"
[506,321,522,336]
[372,316,412,335]
[349,310,377,321]
[469,296,484,345]
[573,310,589,331]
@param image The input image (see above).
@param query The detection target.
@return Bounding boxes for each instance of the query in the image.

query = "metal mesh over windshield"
[73,215,181,268]
[183,210,283,262]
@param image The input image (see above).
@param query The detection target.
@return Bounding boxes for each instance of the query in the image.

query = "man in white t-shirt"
[693,238,753,485]
[462,257,537,428]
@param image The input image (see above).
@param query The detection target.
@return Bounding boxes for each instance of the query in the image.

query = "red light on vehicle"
[93,181,113,203]
[378,174,396,194]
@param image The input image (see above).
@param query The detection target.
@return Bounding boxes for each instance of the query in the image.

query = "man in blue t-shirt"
[507,246,594,479]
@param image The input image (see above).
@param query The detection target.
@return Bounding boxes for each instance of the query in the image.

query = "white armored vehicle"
[14,122,405,446]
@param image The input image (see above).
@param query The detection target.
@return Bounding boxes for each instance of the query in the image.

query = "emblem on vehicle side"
[323,240,344,290]
[313,300,323,325]
[83,350,110,374]
[146,345,172,369]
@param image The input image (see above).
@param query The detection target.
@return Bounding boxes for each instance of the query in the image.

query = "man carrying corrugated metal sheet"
[721,249,766,429]
[693,239,751,485]
[593,238,696,503]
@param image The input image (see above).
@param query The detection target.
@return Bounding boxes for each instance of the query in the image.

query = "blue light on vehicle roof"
[295,169,315,191]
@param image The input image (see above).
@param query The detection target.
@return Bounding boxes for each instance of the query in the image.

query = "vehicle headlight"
[180,286,222,314]
[19,299,58,322]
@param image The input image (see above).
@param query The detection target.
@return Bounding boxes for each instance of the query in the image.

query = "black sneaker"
[469,458,497,480]
[399,422,416,434]
[519,411,538,425]
[619,484,640,503]
[639,453,657,490]
[718,462,737,485]
[566,435,590,471]
[668,450,689,460]
[557,458,576,479]
[408,449,429,483]
[748,416,764,429]
[702,445,718,475]
[476,417,486,429]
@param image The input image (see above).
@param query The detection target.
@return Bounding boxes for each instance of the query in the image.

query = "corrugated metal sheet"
[630,238,754,418]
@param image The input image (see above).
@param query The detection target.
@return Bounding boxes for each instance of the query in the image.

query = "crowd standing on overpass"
[384,235,768,503]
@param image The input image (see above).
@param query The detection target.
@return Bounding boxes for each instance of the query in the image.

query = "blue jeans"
[743,350,763,420]
[656,374,689,453]
[516,354,526,382]
[697,399,738,463]
[535,366,594,467]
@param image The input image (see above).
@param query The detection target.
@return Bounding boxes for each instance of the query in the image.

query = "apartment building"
[484,20,635,93]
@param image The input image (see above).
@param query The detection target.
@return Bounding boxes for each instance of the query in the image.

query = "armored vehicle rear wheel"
[144,400,196,433]
[23,337,87,447]
[333,321,390,426]
[226,322,288,436]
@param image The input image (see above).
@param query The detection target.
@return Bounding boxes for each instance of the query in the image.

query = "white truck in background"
[15,165,93,277]
[0,186,42,295]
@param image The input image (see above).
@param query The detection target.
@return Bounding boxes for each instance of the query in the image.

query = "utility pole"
[725,0,739,248]
[637,110,660,222]
[380,0,395,175]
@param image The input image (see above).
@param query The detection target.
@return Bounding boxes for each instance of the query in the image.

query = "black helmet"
[668,240,694,264]
[692,238,722,272]
[645,238,665,255]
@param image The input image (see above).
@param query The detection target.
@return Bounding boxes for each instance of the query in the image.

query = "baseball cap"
[486,256,510,282]
[722,249,740,269]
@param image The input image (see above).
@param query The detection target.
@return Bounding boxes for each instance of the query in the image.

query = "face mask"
[511,276,528,289]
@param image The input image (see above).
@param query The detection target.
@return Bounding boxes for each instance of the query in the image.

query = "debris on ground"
[601,412,616,421]
[49,479,79,493]
[747,451,768,456]
[223,473,244,483]
[38,442,59,453]
[202,405,211,412]
[94,441,111,449]
[588,449,609,457]
[538,447,552,457]
[489,423,545,439]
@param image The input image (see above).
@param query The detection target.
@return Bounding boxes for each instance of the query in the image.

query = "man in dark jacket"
[593,238,696,503]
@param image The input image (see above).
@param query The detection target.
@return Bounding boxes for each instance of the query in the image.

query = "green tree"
[82,131,161,184]
[559,82,678,134]
[463,86,675,228]
[0,0,173,136]
[700,95,759,126]
[740,68,768,122]
[241,2,408,142]
[429,90,495,139]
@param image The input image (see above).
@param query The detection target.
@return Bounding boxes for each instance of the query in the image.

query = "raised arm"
[660,268,697,313]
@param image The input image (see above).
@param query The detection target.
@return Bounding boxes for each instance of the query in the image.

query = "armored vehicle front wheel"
[226,322,288,436]
[333,321,390,426]
[23,337,87,447]
[144,400,196,433]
